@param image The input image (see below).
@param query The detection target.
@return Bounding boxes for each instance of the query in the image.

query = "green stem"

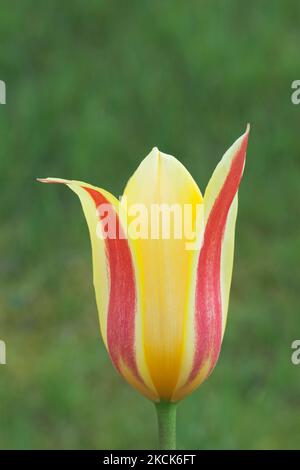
[155,401,177,450]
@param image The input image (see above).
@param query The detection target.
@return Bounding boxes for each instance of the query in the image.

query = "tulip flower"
[38,125,249,449]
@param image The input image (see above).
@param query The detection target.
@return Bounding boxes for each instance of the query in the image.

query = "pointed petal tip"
[36,177,69,184]
[235,123,250,152]
[242,123,250,144]
[149,146,160,158]
[148,146,173,162]
[243,124,250,150]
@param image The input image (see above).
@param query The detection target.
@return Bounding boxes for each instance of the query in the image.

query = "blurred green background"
[0,0,300,449]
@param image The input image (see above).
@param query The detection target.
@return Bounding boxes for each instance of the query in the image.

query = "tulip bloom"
[39,126,249,448]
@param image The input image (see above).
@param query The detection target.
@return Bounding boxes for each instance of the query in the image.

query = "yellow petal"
[122,148,203,400]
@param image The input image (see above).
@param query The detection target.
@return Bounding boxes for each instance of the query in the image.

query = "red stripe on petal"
[190,132,249,381]
[83,187,138,377]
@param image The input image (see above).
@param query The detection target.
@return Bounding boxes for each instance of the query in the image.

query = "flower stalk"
[155,401,177,450]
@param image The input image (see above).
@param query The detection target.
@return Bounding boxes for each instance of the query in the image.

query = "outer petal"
[173,126,249,401]
[38,177,158,401]
[122,149,203,400]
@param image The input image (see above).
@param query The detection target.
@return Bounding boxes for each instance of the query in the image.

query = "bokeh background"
[0,0,300,449]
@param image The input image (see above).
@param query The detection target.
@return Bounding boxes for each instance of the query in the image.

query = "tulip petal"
[38,177,158,401]
[122,148,203,400]
[173,126,249,401]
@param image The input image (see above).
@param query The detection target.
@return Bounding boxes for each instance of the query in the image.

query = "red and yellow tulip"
[39,126,249,404]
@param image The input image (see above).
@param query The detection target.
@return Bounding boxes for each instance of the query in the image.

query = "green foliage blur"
[0,0,300,449]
